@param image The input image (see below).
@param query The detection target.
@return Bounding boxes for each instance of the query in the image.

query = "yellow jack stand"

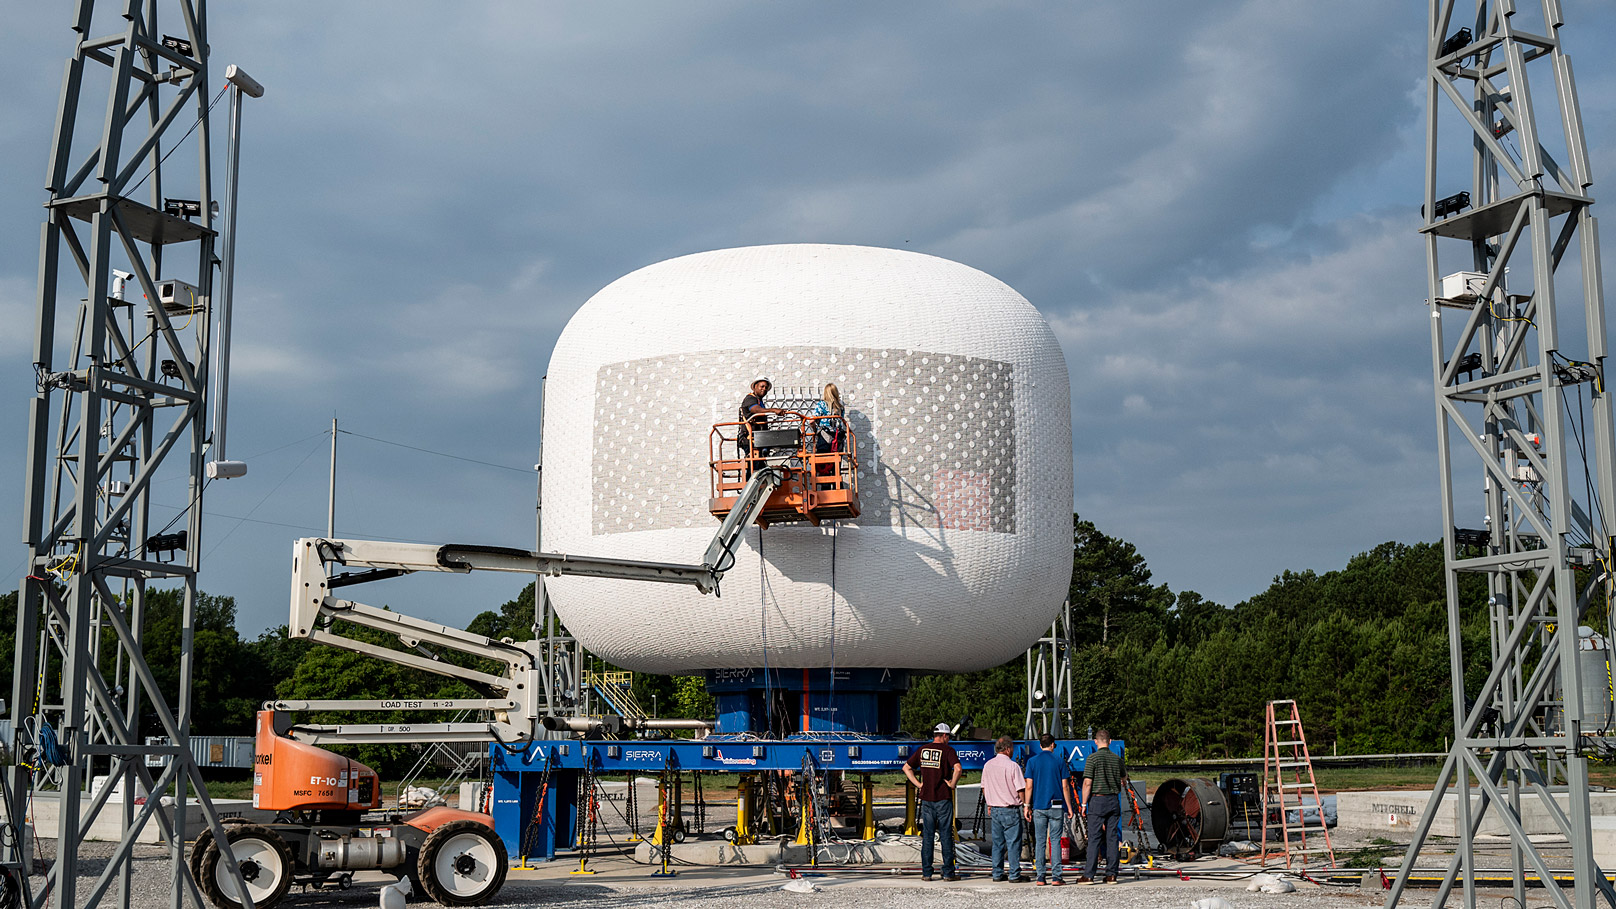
[859,774,878,841]
[671,771,685,841]
[794,801,815,846]
[734,775,757,845]
[650,779,670,846]
[902,780,920,835]
[650,772,678,877]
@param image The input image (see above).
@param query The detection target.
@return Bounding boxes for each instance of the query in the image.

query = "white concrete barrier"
[27,792,272,844]
[1337,788,1616,837]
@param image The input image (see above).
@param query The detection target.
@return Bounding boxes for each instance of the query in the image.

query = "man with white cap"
[903,722,963,881]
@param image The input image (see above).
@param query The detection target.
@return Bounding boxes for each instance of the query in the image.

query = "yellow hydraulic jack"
[794,779,818,867]
[650,777,672,847]
[902,780,920,835]
[732,775,757,845]
[649,771,678,877]
[859,774,878,841]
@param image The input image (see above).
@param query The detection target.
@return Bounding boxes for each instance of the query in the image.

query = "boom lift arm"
[281,467,785,745]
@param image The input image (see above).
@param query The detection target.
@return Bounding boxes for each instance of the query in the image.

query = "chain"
[625,771,640,839]
[517,753,554,862]
[693,771,708,834]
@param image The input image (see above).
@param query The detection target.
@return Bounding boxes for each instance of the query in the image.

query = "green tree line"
[0,514,1515,773]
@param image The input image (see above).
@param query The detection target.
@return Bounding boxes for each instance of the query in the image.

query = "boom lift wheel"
[417,820,508,906]
[189,817,249,892]
[198,824,294,909]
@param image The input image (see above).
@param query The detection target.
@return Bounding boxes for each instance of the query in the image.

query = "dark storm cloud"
[2,2,1614,630]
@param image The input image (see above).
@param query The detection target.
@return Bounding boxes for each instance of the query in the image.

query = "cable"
[33,720,67,768]
[337,429,531,474]
[235,430,331,462]
[203,435,326,558]
[828,523,838,716]
[125,84,229,197]
[94,477,211,575]
[759,525,773,737]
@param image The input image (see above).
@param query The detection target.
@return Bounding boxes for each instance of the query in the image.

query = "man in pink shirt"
[980,735,1028,882]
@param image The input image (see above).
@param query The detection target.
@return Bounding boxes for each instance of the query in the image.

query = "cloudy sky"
[3,2,1615,637]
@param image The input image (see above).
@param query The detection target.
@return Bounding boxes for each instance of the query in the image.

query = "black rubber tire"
[197,824,294,909]
[189,818,250,890]
[416,821,507,906]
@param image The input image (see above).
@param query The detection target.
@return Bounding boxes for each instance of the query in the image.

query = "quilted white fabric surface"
[542,244,1073,674]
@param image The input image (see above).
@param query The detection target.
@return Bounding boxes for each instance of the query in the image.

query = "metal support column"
[1388,1,1616,906]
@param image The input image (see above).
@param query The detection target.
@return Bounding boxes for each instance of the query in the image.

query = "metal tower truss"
[1390,1,1616,907]
[11,3,258,909]
[1024,599,1074,739]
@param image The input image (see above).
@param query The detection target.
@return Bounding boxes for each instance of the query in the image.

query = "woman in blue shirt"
[809,383,845,454]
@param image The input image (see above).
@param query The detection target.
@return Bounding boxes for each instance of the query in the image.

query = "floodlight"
[224,65,264,99]
[1432,191,1471,219]
[164,198,202,219]
[1439,27,1472,58]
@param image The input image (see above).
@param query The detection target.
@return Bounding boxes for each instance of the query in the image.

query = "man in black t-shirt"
[903,723,963,881]
[737,378,779,469]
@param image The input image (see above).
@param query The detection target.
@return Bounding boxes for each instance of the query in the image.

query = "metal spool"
[1150,777,1228,859]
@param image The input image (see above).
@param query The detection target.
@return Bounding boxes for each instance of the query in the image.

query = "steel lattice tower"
[1388,1,1616,907]
[9,3,256,908]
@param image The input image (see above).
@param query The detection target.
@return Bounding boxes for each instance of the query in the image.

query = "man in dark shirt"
[903,723,962,881]
[737,378,778,469]
[1080,729,1125,884]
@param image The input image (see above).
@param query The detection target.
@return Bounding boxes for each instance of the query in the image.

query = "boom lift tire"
[417,820,508,906]
[198,824,294,909]
[189,817,249,892]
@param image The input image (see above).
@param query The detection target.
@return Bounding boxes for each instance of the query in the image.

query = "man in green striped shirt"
[1080,729,1124,884]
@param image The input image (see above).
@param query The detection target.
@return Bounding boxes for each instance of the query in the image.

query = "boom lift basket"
[709,412,859,526]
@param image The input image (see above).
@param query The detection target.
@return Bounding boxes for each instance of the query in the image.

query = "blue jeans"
[919,799,955,877]
[988,806,1022,880]
[1084,795,1122,878]
[1030,805,1065,881]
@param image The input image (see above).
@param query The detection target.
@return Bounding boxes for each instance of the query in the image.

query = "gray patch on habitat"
[590,347,1015,535]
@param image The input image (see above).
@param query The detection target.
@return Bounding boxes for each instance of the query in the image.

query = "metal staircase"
[587,671,648,723]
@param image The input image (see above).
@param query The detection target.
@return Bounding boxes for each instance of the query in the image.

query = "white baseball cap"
[933,723,952,735]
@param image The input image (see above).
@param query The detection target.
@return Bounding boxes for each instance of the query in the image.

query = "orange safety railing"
[708,412,859,526]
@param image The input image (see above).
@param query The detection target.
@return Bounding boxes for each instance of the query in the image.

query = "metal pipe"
[328,417,337,537]
[205,66,260,481]
[629,718,713,736]
[540,716,619,734]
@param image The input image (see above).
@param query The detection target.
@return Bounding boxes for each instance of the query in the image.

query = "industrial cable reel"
[1150,778,1228,860]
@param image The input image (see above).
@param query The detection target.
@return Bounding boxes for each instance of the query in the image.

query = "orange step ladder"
[1261,699,1334,869]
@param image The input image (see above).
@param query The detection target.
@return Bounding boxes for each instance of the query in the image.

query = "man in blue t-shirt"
[1021,734,1073,885]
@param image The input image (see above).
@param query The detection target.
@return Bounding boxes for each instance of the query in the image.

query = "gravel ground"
[19,839,1574,909]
